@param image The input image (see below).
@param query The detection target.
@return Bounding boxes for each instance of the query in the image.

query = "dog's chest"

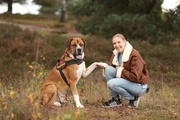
[76,62,85,80]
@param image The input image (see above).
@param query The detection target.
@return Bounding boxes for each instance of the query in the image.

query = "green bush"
[69,0,179,44]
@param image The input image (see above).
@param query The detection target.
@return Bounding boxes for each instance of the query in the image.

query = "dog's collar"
[66,59,84,66]
[56,59,84,69]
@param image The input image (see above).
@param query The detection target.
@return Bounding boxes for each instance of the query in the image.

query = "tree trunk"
[60,0,68,22]
[7,0,13,13]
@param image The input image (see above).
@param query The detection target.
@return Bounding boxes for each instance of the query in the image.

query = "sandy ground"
[0,20,83,37]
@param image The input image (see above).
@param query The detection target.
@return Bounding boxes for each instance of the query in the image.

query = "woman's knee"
[107,80,116,89]
[105,66,116,77]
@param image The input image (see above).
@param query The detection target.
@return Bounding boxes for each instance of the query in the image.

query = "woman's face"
[112,37,126,53]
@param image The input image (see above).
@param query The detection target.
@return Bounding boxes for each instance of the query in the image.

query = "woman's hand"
[94,62,108,69]
[116,66,120,69]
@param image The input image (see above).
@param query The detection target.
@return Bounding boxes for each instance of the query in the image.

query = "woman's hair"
[112,33,126,41]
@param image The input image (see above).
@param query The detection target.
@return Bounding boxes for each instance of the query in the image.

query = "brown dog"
[40,38,99,108]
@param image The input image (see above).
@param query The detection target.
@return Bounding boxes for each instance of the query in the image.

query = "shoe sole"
[102,104,122,108]
[127,105,135,109]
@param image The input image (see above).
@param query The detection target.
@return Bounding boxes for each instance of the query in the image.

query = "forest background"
[0,0,180,120]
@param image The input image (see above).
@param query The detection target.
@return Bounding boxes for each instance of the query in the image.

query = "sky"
[161,0,180,12]
[0,0,40,15]
[0,0,180,15]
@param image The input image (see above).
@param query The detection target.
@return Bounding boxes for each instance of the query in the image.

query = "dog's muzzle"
[77,48,82,54]
[74,48,83,59]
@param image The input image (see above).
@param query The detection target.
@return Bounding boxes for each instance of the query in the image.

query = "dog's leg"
[82,62,99,77]
[70,82,84,108]
[58,91,68,103]
[41,85,61,107]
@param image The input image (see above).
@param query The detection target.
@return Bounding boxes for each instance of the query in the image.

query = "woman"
[96,33,149,108]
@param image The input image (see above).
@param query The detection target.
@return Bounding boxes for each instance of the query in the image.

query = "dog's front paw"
[76,104,84,108]
[61,100,68,104]
[53,102,61,107]
[94,62,108,68]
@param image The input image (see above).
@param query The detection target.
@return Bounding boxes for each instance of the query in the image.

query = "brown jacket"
[109,42,149,84]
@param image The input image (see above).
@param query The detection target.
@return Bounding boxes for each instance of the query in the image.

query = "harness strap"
[66,59,84,66]
[56,59,84,87]
[59,68,70,86]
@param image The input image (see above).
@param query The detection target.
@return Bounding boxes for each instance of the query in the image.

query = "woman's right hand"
[94,62,108,69]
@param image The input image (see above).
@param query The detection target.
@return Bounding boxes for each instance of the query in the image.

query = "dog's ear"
[66,39,73,50]
[81,38,86,50]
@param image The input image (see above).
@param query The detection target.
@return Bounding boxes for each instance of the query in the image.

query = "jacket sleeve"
[121,55,145,83]
[109,54,116,67]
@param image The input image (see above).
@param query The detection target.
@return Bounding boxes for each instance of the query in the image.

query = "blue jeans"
[104,66,148,100]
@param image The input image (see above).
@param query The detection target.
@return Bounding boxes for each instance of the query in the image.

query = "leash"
[56,59,84,86]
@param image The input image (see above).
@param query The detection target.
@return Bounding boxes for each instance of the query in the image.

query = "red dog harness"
[56,59,84,86]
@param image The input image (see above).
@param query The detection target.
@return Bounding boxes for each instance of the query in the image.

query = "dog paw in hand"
[95,62,108,68]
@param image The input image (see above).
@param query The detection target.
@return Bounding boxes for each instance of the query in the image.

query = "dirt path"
[0,20,83,36]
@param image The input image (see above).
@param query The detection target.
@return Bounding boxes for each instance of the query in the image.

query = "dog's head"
[66,38,86,59]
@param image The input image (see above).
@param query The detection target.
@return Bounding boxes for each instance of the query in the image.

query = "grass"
[0,13,77,29]
[0,14,180,120]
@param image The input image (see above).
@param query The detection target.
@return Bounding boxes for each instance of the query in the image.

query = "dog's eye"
[72,44,77,47]
[79,43,83,47]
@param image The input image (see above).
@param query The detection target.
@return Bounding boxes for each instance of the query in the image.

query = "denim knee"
[107,80,116,89]
[105,66,117,80]
[105,66,111,74]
